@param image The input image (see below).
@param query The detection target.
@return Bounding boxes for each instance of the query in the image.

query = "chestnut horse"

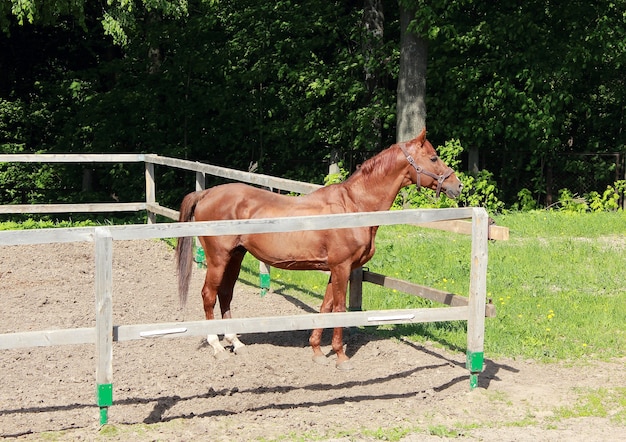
[175,128,462,370]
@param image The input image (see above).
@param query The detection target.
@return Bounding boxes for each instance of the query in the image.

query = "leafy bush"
[553,188,588,212]
[513,188,539,211]
[323,162,349,186]
[457,169,505,213]
[393,185,458,210]
[552,181,625,213]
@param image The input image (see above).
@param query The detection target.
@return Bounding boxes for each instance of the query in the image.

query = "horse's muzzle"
[443,180,463,199]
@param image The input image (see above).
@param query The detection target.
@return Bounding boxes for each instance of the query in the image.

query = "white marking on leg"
[207,334,227,357]
[224,333,247,355]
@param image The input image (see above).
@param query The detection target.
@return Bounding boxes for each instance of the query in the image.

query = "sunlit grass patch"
[553,387,626,424]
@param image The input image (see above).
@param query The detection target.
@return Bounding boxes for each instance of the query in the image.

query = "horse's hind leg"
[218,249,247,355]
[201,265,231,360]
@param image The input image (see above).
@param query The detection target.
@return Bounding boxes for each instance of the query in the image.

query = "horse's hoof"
[336,359,354,371]
[233,345,248,356]
[312,354,329,366]
[213,350,230,361]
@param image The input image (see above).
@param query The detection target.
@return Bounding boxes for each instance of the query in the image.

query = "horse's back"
[194,182,340,222]
[192,183,275,221]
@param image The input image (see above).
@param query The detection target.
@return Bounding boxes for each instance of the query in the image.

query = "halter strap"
[399,144,454,198]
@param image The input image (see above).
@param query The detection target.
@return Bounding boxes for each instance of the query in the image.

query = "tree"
[396,1,428,142]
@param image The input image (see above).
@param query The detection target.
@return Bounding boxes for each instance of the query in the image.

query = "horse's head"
[399,128,463,198]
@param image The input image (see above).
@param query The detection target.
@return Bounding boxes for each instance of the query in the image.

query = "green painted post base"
[97,383,113,425]
[260,272,270,297]
[194,246,206,269]
[469,373,479,390]
[466,351,484,391]
[99,406,109,426]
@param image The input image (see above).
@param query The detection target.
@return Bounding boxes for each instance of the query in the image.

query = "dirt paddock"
[1,239,624,441]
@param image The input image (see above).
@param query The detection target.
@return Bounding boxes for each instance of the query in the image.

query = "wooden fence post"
[193,171,208,266]
[94,227,114,425]
[195,171,205,192]
[258,186,273,295]
[466,208,488,390]
[145,162,156,224]
[349,267,363,311]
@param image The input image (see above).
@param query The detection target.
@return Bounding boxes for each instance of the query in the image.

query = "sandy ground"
[1,240,624,441]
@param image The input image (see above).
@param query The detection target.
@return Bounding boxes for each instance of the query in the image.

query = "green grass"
[553,387,626,424]
[243,211,626,362]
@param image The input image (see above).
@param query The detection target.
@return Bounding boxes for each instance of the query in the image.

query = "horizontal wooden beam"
[145,202,179,220]
[115,307,469,341]
[363,271,469,307]
[0,202,146,214]
[0,154,144,163]
[363,271,496,317]
[418,219,509,241]
[0,307,469,349]
[0,207,480,245]
[145,154,322,195]
[0,327,95,349]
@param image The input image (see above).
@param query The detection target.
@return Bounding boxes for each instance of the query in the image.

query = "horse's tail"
[175,190,206,309]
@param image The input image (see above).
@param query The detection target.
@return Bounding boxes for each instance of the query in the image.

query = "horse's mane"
[343,144,398,184]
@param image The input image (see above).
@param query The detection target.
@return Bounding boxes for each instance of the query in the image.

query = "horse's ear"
[416,127,426,144]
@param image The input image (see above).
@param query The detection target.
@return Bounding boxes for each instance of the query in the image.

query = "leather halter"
[399,144,454,198]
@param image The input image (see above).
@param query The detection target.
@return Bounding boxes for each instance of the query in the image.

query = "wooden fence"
[0,154,496,426]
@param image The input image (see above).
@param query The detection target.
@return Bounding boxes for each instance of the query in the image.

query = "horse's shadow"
[200,322,376,361]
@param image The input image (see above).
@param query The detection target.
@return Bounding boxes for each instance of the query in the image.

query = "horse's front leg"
[309,279,334,366]
[309,267,353,370]
[329,270,352,371]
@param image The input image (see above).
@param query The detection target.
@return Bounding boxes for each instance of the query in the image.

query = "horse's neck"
[340,157,408,212]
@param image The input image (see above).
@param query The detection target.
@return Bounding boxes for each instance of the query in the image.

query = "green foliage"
[437,138,504,213]
[588,189,617,212]
[417,0,626,205]
[551,180,625,213]
[458,170,504,213]
[0,218,96,230]
[323,163,349,186]
[393,185,459,210]
[553,189,588,212]
[0,0,86,31]
[435,138,463,170]
[513,188,539,211]
[587,181,625,212]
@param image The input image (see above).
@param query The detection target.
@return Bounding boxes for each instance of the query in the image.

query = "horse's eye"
[430,156,438,162]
